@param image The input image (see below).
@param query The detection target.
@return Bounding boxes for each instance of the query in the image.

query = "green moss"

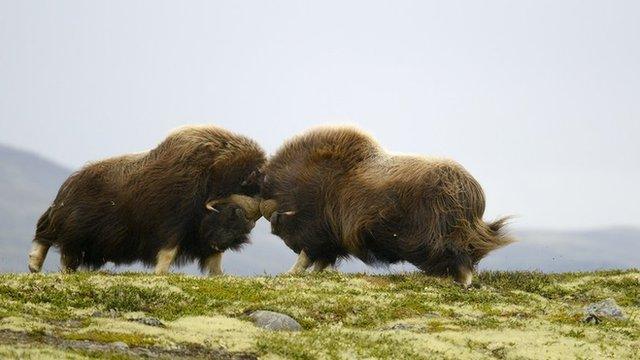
[565,329,586,339]
[256,326,434,360]
[64,330,157,347]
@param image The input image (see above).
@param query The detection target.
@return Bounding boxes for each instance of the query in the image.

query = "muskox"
[28,125,266,275]
[260,126,513,285]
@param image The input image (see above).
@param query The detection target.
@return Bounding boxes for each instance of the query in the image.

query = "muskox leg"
[454,264,474,288]
[287,250,312,274]
[203,252,223,276]
[154,246,178,275]
[312,260,332,273]
[28,241,50,273]
[60,251,81,273]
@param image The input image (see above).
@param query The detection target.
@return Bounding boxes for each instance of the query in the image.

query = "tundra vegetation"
[0,269,638,359]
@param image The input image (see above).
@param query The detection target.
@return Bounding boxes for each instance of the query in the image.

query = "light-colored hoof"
[154,246,178,275]
[28,261,41,273]
[28,254,42,273]
[456,271,473,288]
[208,270,224,277]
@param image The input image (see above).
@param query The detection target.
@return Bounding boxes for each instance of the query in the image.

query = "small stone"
[129,317,165,327]
[249,310,302,331]
[487,343,506,357]
[92,309,118,318]
[388,323,414,330]
[110,341,129,350]
[583,298,627,323]
[65,320,82,327]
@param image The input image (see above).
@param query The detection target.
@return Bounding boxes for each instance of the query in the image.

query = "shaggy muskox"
[28,125,265,275]
[260,126,513,285]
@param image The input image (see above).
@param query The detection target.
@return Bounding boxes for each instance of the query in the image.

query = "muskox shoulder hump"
[271,125,382,172]
[164,125,262,152]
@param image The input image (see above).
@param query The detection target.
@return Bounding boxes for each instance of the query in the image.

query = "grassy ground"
[0,269,638,359]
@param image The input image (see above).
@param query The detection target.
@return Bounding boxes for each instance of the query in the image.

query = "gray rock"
[387,323,415,331]
[249,310,302,331]
[129,317,165,327]
[92,309,118,318]
[110,341,129,350]
[583,298,627,323]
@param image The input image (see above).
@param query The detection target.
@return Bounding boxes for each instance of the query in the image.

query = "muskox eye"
[235,208,245,218]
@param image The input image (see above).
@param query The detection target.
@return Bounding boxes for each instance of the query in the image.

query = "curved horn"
[228,194,261,221]
[205,200,221,213]
[259,199,278,220]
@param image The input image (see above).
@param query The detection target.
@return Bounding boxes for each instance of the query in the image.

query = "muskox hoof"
[28,263,41,273]
[28,256,42,273]
[454,268,474,288]
[60,267,78,274]
[203,252,224,276]
[287,250,312,274]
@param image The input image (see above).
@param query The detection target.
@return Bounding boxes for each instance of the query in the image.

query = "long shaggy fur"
[32,125,266,271]
[261,126,513,280]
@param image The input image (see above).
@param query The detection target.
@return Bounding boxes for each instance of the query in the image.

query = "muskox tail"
[452,216,515,261]
[486,216,515,248]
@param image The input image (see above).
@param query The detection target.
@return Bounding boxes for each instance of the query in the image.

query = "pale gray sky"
[1,1,639,229]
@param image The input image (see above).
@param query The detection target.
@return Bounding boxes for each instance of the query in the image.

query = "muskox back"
[29,125,266,274]
[260,126,513,285]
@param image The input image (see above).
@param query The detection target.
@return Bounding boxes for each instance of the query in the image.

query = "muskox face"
[199,203,256,252]
[417,248,476,287]
[268,210,298,238]
[258,199,295,236]
[239,169,263,197]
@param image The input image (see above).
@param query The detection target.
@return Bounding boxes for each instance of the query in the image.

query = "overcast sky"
[1,1,638,230]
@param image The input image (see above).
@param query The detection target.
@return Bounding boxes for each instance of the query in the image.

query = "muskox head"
[258,198,298,236]
[199,194,261,252]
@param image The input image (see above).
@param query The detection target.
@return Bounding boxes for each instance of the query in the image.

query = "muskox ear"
[205,200,221,213]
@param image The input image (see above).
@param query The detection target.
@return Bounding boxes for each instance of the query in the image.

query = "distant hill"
[479,227,640,272]
[0,144,71,272]
[1,144,638,275]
